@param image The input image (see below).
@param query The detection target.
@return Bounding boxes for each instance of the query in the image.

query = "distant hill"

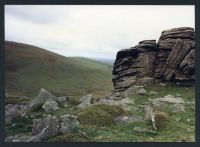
[5,41,113,99]
[92,58,115,66]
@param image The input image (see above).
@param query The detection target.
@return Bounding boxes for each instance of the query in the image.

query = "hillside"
[5,41,113,99]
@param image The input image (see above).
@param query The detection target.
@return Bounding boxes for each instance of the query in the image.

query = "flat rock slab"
[115,115,143,124]
[152,95,185,104]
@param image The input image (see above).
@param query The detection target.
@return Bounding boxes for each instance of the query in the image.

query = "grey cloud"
[5,5,195,59]
[5,5,60,24]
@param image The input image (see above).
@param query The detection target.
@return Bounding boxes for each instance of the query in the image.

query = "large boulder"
[25,88,57,114]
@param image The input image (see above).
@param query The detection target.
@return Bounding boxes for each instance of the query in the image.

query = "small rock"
[187,128,193,133]
[175,117,181,122]
[175,93,181,97]
[12,123,16,127]
[115,115,143,124]
[159,83,166,87]
[172,104,185,113]
[133,127,144,133]
[148,91,158,96]
[137,88,147,95]
[186,119,191,124]
[78,94,92,108]
[42,99,59,113]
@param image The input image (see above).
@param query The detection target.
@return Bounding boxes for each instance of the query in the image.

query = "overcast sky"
[5,5,194,59]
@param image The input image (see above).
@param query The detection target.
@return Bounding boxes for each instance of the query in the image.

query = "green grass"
[5,116,33,136]
[132,80,195,105]
[77,104,127,127]
[5,96,31,105]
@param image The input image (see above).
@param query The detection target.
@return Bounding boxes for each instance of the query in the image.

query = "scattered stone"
[175,117,181,122]
[137,88,147,95]
[150,95,185,113]
[42,99,59,112]
[159,83,166,87]
[133,127,144,133]
[186,119,191,124]
[5,104,25,124]
[78,94,92,109]
[176,93,181,97]
[187,128,193,133]
[32,115,60,138]
[115,115,143,124]
[151,95,185,106]
[148,91,158,96]
[172,104,185,113]
[96,96,134,111]
[133,127,158,136]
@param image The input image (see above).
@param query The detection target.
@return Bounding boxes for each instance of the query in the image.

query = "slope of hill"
[5,41,113,99]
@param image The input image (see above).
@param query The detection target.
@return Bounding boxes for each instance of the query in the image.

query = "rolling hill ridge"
[5,41,113,99]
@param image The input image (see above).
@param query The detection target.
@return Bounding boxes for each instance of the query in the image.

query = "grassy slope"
[5,41,113,99]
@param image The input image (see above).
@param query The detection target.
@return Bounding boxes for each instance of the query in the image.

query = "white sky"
[5,5,194,59]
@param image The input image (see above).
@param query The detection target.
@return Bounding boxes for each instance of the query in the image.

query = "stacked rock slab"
[112,40,158,93]
[156,27,195,84]
[112,27,195,93]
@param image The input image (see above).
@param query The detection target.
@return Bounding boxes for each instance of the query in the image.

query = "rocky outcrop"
[112,40,157,93]
[112,27,195,93]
